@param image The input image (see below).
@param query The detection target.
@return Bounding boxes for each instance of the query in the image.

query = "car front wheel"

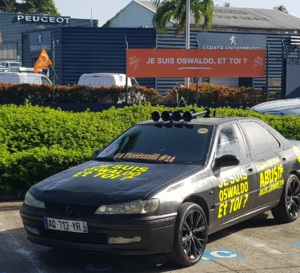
[165,202,208,267]
[271,174,300,222]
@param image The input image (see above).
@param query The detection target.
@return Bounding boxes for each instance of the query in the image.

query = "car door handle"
[246,166,253,173]
[280,155,287,162]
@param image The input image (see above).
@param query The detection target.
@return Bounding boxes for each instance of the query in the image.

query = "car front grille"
[45,203,98,216]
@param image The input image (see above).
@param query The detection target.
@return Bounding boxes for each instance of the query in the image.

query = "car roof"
[251,98,300,115]
[80,73,126,77]
[0,72,43,76]
[138,116,259,127]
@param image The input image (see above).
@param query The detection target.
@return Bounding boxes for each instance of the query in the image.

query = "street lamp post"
[52,33,55,103]
[185,0,190,86]
[124,33,129,104]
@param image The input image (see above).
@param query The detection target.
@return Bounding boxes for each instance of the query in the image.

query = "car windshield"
[96,123,213,165]
[10,62,21,67]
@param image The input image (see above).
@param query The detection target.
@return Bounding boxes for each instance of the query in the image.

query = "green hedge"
[1,103,299,192]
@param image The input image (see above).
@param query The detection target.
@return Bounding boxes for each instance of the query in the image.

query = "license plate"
[44,217,88,233]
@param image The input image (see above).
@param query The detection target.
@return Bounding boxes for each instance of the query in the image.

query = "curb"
[0,190,26,202]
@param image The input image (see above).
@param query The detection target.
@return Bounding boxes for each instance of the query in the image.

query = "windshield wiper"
[94,157,119,162]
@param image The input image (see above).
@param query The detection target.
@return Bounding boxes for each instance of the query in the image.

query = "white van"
[78,73,138,87]
[0,72,52,85]
[0,61,22,71]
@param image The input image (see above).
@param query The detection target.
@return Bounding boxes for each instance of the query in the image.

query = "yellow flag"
[33,48,52,73]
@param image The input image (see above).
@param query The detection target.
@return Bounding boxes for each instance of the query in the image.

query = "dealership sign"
[17,15,71,24]
[30,31,52,52]
[126,49,266,78]
[197,33,266,50]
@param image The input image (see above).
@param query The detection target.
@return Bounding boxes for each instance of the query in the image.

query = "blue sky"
[54,0,300,26]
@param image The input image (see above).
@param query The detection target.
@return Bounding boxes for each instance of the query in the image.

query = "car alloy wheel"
[165,202,208,267]
[286,175,300,219]
[272,174,300,222]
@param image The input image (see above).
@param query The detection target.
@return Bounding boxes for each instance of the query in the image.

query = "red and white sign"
[126,49,265,78]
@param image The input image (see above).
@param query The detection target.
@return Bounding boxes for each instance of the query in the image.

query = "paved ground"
[0,201,299,273]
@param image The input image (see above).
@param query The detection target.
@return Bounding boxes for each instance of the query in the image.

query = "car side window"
[216,125,241,158]
[267,130,280,149]
[240,121,280,156]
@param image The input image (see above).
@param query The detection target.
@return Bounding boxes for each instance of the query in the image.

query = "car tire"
[165,202,208,267]
[271,174,300,223]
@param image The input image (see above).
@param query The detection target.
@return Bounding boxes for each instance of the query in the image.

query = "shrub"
[162,83,268,104]
[1,103,300,192]
[0,82,272,105]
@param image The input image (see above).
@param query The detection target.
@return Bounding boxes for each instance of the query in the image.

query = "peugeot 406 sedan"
[20,109,300,267]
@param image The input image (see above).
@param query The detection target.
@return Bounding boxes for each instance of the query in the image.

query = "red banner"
[126,49,265,78]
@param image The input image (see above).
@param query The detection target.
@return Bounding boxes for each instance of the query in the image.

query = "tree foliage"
[151,0,214,34]
[273,5,288,14]
[0,0,60,15]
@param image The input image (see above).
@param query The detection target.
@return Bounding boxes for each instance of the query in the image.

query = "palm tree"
[273,5,288,14]
[151,0,214,33]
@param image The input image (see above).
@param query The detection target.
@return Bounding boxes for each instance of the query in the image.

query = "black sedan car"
[20,109,300,267]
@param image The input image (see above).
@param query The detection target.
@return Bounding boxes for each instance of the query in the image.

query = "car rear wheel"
[271,174,300,223]
[165,202,207,267]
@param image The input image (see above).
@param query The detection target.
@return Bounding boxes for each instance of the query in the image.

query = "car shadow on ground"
[207,211,286,244]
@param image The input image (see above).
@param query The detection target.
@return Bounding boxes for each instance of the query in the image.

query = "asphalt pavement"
[1,201,300,273]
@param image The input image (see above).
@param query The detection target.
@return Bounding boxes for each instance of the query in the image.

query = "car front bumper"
[20,204,176,255]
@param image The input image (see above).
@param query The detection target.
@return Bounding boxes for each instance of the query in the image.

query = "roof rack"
[152,107,211,122]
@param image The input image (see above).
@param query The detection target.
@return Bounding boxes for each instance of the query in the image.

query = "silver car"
[251,98,300,116]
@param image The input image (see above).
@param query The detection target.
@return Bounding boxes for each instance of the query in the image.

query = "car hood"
[30,160,202,205]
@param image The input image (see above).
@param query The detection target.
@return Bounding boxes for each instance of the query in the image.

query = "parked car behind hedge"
[251,98,300,116]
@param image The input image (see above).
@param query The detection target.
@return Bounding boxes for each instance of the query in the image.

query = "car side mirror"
[93,149,102,158]
[213,154,240,169]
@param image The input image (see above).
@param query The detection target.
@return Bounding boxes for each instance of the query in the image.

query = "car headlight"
[24,191,45,209]
[95,199,159,215]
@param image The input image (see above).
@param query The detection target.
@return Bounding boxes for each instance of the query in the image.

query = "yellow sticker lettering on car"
[259,179,284,196]
[72,165,112,178]
[259,164,284,196]
[218,193,249,219]
[72,164,149,181]
[293,146,300,163]
[257,157,281,172]
[218,201,228,218]
[219,182,249,202]
[229,194,249,213]
[218,169,249,219]
[219,169,247,188]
